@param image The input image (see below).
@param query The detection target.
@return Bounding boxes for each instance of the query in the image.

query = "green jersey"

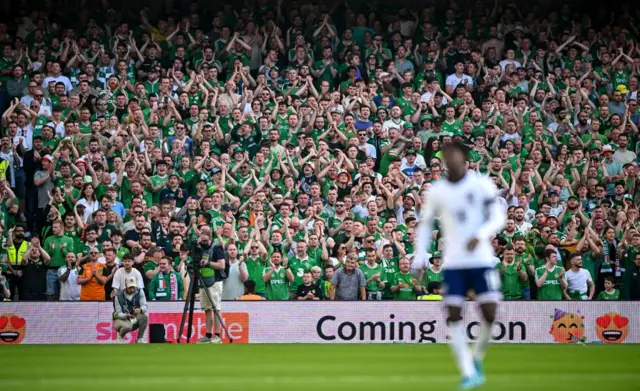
[381,257,399,299]
[43,235,75,268]
[535,265,564,300]
[245,255,267,294]
[497,261,525,300]
[596,289,620,300]
[149,174,168,204]
[442,119,463,135]
[361,262,385,292]
[390,271,419,300]
[423,266,443,287]
[288,257,317,293]
[264,266,289,300]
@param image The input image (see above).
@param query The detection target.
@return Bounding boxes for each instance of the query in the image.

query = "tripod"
[177,270,234,344]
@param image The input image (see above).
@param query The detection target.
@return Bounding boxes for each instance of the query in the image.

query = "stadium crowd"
[1,0,640,303]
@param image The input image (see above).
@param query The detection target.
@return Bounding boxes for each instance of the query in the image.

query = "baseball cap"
[406,149,417,156]
[616,85,629,94]
[168,172,180,179]
[125,277,138,289]
[601,145,613,154]
[212,167,221,174]
[222,204,234,211]
[548,189,559,196]
[431,251,442,258]
[41,154,54,162]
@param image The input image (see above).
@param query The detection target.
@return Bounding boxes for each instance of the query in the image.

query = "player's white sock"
[473,320,493,361]
[449,321,476,378]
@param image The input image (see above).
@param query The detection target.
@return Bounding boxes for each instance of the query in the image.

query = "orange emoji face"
[550,309,585,343]
[0,313,26,344]
[596,313,629,344]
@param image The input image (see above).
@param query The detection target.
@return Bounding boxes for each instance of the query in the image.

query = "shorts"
[45,269,59,297]
[199,281,223,311]
[443,267,501,306]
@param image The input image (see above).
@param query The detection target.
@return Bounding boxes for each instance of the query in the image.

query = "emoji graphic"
[550,309,585,343]
[595,313,629,344]
[0,314,26,344]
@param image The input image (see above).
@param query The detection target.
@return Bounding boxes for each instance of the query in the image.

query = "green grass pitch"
[1,344,638,390]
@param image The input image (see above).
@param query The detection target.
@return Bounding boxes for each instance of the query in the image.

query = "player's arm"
[472,179,507,248]
[414,189,437,267]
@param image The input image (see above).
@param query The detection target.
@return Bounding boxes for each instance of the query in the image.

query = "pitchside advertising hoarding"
[0,302,636,345]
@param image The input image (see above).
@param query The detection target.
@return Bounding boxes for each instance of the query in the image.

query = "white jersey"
[565,268,592,295]
[415,172,506,270]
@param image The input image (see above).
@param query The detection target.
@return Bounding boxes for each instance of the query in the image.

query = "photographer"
[194,231,228,344]
[113,277,149,344]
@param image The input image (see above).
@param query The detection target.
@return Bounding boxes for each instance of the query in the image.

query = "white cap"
[125,277,138,289]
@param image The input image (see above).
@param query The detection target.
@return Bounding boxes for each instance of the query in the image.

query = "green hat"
[406,149,417,156]
[168,171,180,179]
[588,144,600,152]
[211,146,222,156]
[513,232,525,239]
[568,195,578,201]
[424,57,435,63]
[431,251,442,258]
[404,122,414,129]
[420,114,433,122]
[232,147,244,155]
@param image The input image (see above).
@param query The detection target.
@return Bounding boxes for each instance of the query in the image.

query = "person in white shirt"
[356,130,377,159]
[58,253,81,301]
[498,49,522,72]
[445,60,474,95]
[41,61,73,93]
[221,244,249,300]
[563,253,594,300]
[111,254,144,298]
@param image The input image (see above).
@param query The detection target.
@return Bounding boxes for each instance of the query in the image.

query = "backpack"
[211,244,231,281]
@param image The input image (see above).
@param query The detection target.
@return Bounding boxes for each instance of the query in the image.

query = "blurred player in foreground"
[415,142,506,389]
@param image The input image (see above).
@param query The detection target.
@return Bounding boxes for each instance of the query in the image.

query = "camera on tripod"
[186,241,206,274]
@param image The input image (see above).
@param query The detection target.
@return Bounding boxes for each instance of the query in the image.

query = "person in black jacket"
[623,254,640,300]
[23,135,44,233]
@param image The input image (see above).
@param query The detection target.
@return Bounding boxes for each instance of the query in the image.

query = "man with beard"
[558,195,589,229]
[513,236,534,300]
[563,252,594,300]
[496,245,528,301]
[23,135,44,233]
[513,207,532,234]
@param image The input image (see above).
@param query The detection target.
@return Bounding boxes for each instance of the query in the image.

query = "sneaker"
[116,335,124,343]
[210,336,222,344]
[196,336,212,344]
[136,338,148,344]
[459,375,483,390]
[473,359,486,383]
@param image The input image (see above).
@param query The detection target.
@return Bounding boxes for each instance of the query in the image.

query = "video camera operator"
[192,231,228,344]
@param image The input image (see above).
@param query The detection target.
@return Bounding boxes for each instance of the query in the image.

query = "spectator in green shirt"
[43,219,75,300]
[497,246,528,300]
